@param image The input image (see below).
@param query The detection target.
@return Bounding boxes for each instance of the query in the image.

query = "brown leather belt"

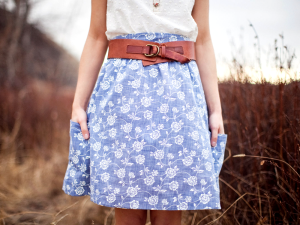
[107,39,196,66]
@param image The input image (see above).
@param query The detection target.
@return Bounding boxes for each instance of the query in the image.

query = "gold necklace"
[153,0,160,7]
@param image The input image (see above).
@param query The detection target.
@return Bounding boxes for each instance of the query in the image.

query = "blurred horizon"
[4,0,300,83]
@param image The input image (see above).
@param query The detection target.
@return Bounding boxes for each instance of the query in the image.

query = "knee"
[115,208,147,225]
[150,211,181,225]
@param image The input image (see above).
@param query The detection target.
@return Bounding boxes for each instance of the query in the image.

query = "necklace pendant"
[153,3,159,7]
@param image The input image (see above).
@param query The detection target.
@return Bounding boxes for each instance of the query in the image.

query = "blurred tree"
[7,0,31,84]
[0,0,78,89]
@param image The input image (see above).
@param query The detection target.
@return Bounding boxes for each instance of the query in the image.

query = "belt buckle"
[144,44,160,57]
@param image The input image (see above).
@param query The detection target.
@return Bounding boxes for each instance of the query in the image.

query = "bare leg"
[150,210,182,225]
[115,208,147,225]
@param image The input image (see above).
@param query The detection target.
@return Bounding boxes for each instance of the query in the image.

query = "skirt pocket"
[62,120,91,196]
[208,131,228,177]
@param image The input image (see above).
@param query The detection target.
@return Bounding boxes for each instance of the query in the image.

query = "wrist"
[72,102,88,111]
[207,106,222,115]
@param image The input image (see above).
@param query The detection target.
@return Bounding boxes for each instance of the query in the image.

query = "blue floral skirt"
[62,32,228,210]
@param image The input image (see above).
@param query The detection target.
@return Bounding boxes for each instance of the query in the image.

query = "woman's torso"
[105,0,198,42]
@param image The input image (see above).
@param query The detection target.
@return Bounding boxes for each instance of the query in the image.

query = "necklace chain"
[153,0,160,7]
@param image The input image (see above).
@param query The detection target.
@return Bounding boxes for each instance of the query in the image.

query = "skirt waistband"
[110,32,191,43]
[107,38,196,66]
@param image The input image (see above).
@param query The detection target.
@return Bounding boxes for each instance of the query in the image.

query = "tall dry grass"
[0,18,299,225]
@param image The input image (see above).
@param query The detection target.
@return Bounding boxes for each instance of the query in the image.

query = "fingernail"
[84,134,89,139]
[212,142,216,146]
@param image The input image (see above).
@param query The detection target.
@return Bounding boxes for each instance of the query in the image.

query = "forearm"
[72,34,108,110]
[194,39,222,114]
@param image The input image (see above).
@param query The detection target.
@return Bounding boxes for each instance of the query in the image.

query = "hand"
[208,111,225,147]
[71,105,90,140]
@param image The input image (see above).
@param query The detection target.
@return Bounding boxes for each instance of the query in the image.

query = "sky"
[27,0,300,82]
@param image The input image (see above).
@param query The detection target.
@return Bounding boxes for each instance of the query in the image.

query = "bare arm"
[71,0,108,139]
[192,0,225,146]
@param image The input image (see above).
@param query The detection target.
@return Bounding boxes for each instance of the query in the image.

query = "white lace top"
[105,0,198,42]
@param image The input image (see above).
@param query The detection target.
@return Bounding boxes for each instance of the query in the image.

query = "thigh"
[150,210,182,225]
[115,208,147,225]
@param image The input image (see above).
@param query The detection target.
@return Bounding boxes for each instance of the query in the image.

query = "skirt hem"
[61,182,223,211]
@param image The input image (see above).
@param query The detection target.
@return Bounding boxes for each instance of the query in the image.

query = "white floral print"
[106,193,116,203]
[169,181,179,191]
[135,155,145,164]
[144,176,155,186]
[174,135,184,145]
[141,96,153,107]
[101,173,110,182]
[121,104,130,113]
[62,32,228,211]
[186,176,197,186]
[153,149,164,160]
[127,186,140,197]
[149,68,158,77]
[130,200,139,209]
[150,130,161,140]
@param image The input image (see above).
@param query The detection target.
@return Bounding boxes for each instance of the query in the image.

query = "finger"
[219,126,225,134]
[80,120,90,140]
[210,128,218,147]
